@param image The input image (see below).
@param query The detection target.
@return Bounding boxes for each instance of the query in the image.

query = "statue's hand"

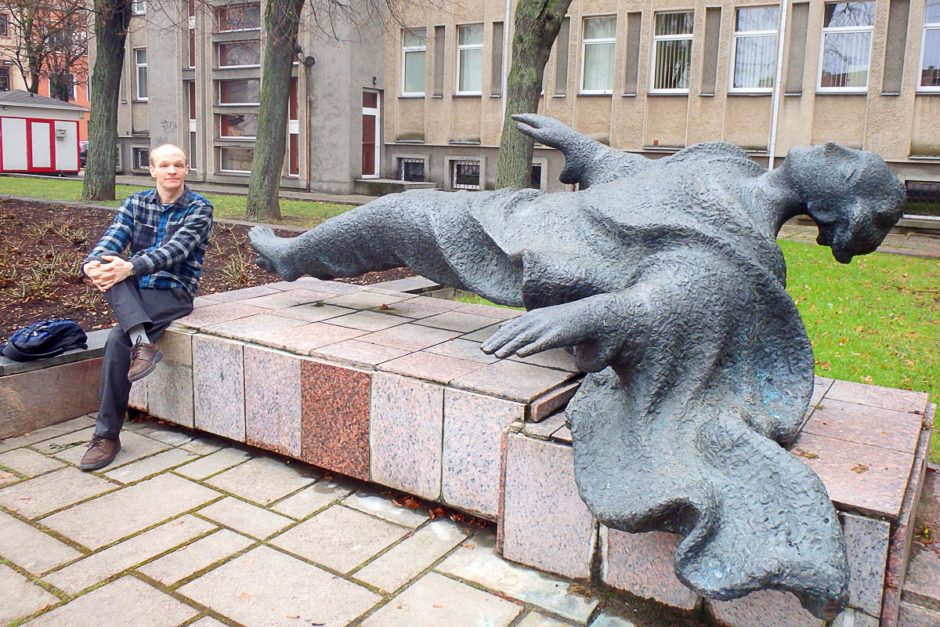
[512,113,583,152]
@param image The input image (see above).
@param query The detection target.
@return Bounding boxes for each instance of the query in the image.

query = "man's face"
[149,146,189,195]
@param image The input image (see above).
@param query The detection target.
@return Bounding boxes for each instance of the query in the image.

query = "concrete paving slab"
[25,575,199,627]
[0,511,82,574]
[518,612,577,626]
[329,310,413,332]
[271,504,410,573]
[343,492,429,528]
[28,426,95,455]
[589,613,638,627]
[179,435,224,456]
[43,515,216,595]
[270,477,357,519]
[103,448,201,484]
[53,431,170,468]
[187,617,229,627]
[40,474,221,550]
[197,496,294,539]
[0,563,59,625]
[354,520,467,592]
[0,415,95,454]
[0,468,18,487]
[205,456,317,505]
[0,447,65,476]
[137,528,255,586]
[177,545,380,626]
[0,467,115,519]
[362,570,522,627]
[174,446,252,480]
[415,310,501,333]
[133,424,195,446]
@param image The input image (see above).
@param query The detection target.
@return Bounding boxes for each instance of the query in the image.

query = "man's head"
[149,144,189,202]
[783,143,905,264]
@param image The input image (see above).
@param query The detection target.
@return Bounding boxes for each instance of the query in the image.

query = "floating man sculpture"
[250,114,905,618]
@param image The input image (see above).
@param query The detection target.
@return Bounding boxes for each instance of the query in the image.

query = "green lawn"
[0,175,351,227]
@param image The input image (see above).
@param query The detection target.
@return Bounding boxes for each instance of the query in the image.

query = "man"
[79,144,213,471]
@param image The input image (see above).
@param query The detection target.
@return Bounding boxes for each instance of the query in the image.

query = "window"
[219,147,253,173]
[818,2,875,92]
[132,147,149,170]
[217,3,261,32]
[0,65,9,91]
[402,28,427,96]
[218,78,260,105]
[652,11,694,93]
[921,0,940,90]
[451,160,480,189]
[731,6,779,92]
[0,13,8,37]
[187,81,197,172]
[456,24,484,94]
[581,16,616,93]
[132,1,146,15]
[218,41,261,67]
[134,48,148,100]
[529,164,543,189]
[398,158,425,181]
[219,113,258,138]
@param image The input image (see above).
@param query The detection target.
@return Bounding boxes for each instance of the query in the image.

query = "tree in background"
[495,0,572,190]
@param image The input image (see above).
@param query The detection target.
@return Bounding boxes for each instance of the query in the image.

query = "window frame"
[216,3,262,34]
[217,41,262,69]
[0,65,10,91]
[918,0,940,93]
[217,78,261,106]
[0,13,8,37]
[650,10,695,95]
[816,1,875,94]
[132,1,146,15]
[729,5,779,94]
[397,157,426,182]
[401,28,427,97]
[218,146,254,175]
[451,158,481,190]
[456,23,484,96]
[131,146,150,170]
[218,113,259,140]
[134,48,148,101]
[580,15,617,95]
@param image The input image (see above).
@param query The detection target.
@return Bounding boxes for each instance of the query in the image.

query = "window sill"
[578,91,612,97]
[727,91,772,97]
[914,90,940,95]
[815,90,868,96]
[648,91,689,97]
[453,93,482,98]
[399,94,425,99]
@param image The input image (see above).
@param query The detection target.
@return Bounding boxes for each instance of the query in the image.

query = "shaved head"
[149,144,188,166]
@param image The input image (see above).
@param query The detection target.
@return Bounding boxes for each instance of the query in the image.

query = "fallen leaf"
[793,449,819,460]
[851,464,869,474]
[432,603,444,608]
[238,592,253,600]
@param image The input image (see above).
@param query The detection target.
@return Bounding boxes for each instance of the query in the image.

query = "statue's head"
[784,143,905,264]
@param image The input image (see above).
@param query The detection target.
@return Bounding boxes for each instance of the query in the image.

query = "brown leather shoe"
[79,435,121,471]
[128,338,162,382]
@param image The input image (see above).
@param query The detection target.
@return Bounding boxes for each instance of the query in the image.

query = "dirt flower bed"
[0,198,413,343]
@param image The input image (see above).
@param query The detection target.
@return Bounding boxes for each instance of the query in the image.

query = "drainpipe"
[501,0,512,120]
[767,0,789,170]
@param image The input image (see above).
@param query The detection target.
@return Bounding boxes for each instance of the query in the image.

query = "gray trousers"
[95,278,192,439]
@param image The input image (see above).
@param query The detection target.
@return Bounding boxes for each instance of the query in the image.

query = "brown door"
[361,91,379,177]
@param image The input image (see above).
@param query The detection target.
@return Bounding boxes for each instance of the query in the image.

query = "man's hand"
[83,256,133,292]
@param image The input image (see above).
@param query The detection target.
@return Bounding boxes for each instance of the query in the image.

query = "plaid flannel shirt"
[84,187,213,296]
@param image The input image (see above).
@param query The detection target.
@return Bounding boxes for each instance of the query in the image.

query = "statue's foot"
[249,226,302,281]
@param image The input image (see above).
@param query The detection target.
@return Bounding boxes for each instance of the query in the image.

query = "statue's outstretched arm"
[513,113,649,188]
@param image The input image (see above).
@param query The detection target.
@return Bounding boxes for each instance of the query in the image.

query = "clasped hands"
[83,256,134,292]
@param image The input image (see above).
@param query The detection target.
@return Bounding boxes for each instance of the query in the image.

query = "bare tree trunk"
[82,0,131,201]
[245,0,305,221]
[496,0,571,190]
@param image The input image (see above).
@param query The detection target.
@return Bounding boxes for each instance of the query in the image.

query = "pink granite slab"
[327,310,412,332]
[193,294,226,307]
[147,362,194,429]
[461,324,502,342]
[157,329,193,366]
[245,347,302,458]
[508,347,580,373]
[369,373,443,500]
[310,340,409,368]
[451,360,578,403]
[529,380,581,422]
[454,302,523,320]
[841,512,890,617]
[300,361,371,481]
[245,322,365,355]
[206,314,309,344]
[802,399,924,454]
[273,303,355,323]
[267,277,362,293]
[500,433,594,579]
[791,432,915,520]
[442,389,525,518]
[552,426,572,444]
[523,412,567,439]
[358,323,461,352]
[175,302,270,330]
[192,335,245,441]
[603,528,700,610]
[414,311,502,333]
[379,296,461,319]
[205,285,282,303]
[322,291,409,310]
[424,339,499,364]
[238,289,335,310]
[826,380,928,415]
[378,352,487,385]
[707,590,823,627]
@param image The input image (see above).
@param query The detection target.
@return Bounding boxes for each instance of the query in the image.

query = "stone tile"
[300,361,371,480]
[0,467,115,519]
[379,351,486,385]
[310,339,409,367]
[244,347,302,457]
[103,448,201,484]
[841,513,890,616]
[355,519,467,592]
[193,335,245,441]
[553,426,573,443]
[27,576,198,627]
[28,426,95,455]
[452,360,577,403]
[174,301,269,330]
[443,389,524,517]
[138,528,256,586]
[198,497,294,539]
[178,545,379,626]
[362,570,522,626]
[205,313,309,344]
[239,288,334,309]
[133,422,194,446]
[128,377,147,411]
[174,447,252,480]
[825,380,928,415]
[603,527,699,610]
[518,612,574,627]
[157,329,194,366]
[328,309,413,332]
[367,276,442,294]
[271,505,410,573]
[903,543,940,614]
[146,362,194,428]
[271,476,358,519]
[530,381,581,422]
[180,435,224,456]
[454,302,524,319]
[424,338,499,364]
[273,303,356,323]
[192,294,226,307]
[462,324,501,342]
[343,492,429,528]
[54,431,170,468]
[803,399,924,454]
[437,533,598,623]
[379,296,460,319]
[292,277,364,294]
[415,310,501,333]
[501,434,595,579]
[0,448,65,476]
[0,564,59,624]
[523,412,567,439]
[324,291,409,310]
[811,376,834,406]
[508,347,580,372]
[359,323,462,352]
[0,415,95,454]
[256,321,367,354]
[205,285,282,303]
[0,510,82,574]
[898,601,940,627]
[0,469,18,487]
[831,608,879,627]
[40,474,220,550]
[188,617,229,627]
[706,590,823,627]
[205,456,317,505]
[792,432,915,520]
[589,613,638,626]
[370,373,444,500]
[43,515,215,595]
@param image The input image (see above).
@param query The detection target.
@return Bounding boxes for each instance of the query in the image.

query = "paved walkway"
[0,414,651,627]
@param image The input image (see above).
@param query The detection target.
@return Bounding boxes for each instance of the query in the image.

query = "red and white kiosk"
[0,90,86,175]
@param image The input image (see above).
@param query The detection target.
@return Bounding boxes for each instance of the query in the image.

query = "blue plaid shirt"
[85,187,213,296]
